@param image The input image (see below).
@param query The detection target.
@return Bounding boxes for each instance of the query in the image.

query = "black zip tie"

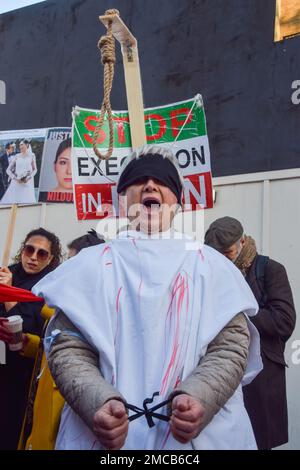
[126,392,172,428]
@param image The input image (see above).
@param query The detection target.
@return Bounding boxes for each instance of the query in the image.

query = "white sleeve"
[6,156,17,180]
[31,153,37,178]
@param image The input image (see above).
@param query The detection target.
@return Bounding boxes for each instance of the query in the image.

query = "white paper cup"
[6,315,23,351]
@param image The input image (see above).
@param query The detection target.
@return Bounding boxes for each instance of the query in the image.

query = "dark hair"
[67,229,105,255]
[19,139,30,146]
[14,227,63,269]
[5,142,12,150]
[54,138,72,164]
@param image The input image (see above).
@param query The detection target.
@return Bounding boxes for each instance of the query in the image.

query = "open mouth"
[142,197,161,212]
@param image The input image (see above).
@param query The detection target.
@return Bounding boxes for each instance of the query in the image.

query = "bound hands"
[93,399,129,450]
[93,393,205,449]
[170,394,205,443]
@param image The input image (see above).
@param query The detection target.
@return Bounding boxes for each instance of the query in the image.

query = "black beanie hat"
[117,153,183,204]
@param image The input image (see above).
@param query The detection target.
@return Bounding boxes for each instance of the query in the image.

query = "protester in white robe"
[33,145,262,450]
[0,140,37,204]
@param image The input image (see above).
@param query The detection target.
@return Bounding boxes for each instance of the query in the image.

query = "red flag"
[0,284,43,303]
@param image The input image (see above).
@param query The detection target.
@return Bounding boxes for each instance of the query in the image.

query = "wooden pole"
[39,202,47,228]
[100,12,147,148]
[2,204,18,266]
[274,0,281,42]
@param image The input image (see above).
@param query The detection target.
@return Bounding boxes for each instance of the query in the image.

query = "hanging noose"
[92,9,119,160]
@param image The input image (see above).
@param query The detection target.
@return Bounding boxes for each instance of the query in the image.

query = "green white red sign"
[72,94,213,220]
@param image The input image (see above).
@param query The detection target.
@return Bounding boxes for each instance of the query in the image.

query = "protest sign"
[38,128,73,203]
[72,95,213,220]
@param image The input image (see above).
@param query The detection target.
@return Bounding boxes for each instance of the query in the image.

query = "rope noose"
[92,9,119,160]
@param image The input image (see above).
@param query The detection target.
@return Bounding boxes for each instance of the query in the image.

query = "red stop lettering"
[145,114,166,141]
[83,115,106,145]
[113,116,129,144]
[170,108,193,138]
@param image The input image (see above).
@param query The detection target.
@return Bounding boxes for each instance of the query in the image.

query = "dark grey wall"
[0,0,299,176]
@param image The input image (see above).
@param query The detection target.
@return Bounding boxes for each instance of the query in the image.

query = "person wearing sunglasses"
[0,227,62,450]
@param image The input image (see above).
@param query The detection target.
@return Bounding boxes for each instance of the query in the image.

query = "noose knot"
[98,35,116,65]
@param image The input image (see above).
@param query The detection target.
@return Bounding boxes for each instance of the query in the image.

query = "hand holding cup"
[0,318,13,343]
[5,315,23,351]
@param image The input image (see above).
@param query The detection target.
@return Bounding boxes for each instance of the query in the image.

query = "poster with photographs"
[0,128,46,205]
[38,127,73,203]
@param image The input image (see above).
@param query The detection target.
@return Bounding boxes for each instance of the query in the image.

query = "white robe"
[33,230,262,450]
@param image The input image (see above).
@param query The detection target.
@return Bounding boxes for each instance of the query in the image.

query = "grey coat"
[47,311,250,439]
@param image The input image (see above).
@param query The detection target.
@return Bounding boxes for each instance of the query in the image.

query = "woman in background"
[18,230,105,450]
[0,228,62,449]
